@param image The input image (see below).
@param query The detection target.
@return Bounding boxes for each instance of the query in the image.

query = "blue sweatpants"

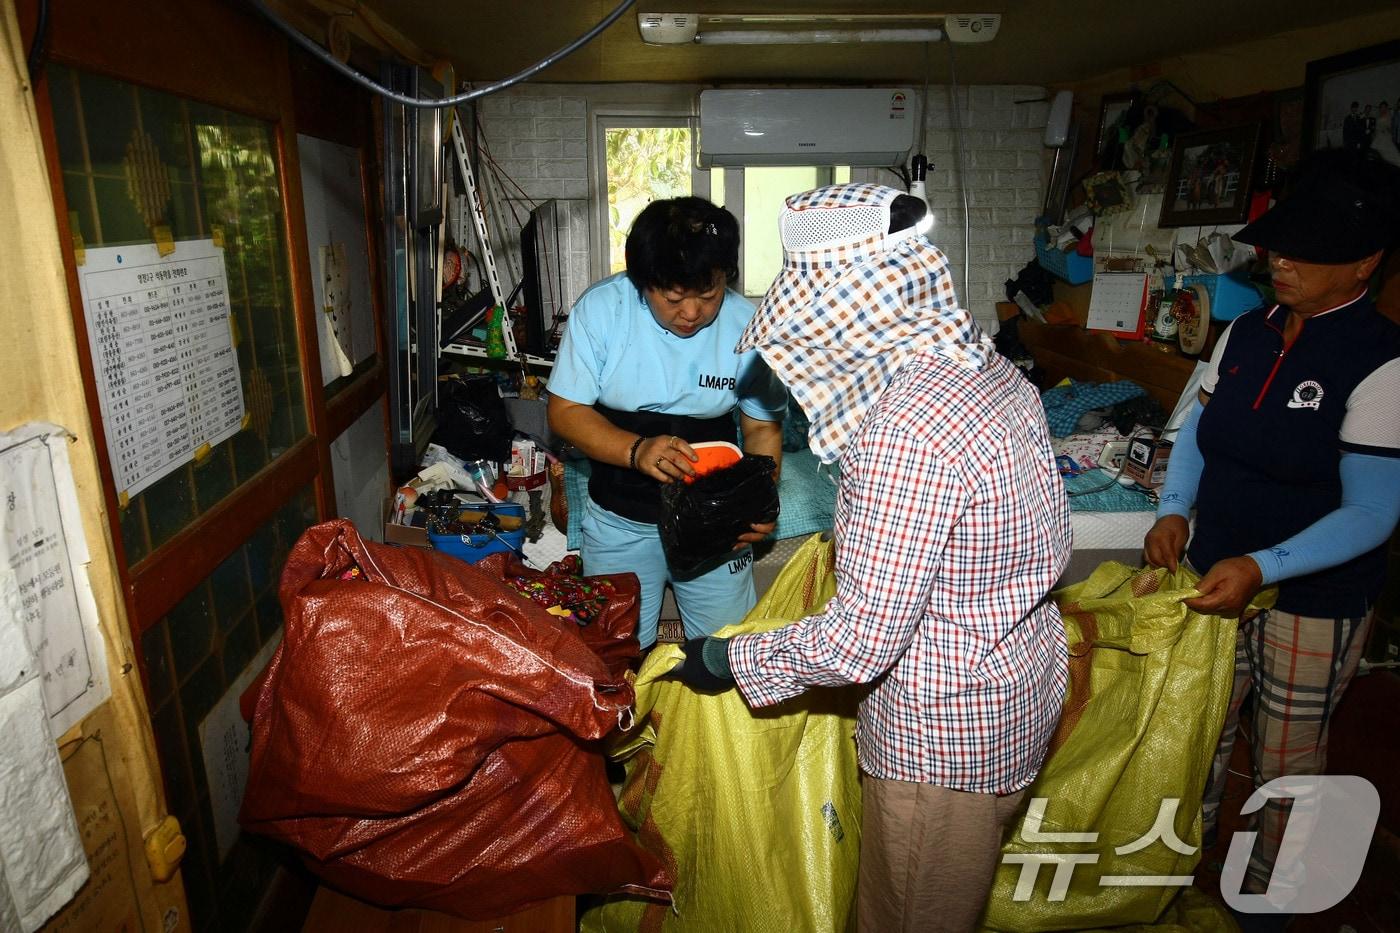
[579,497,757,648]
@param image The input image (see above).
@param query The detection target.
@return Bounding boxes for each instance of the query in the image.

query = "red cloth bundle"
[239,520,670,918]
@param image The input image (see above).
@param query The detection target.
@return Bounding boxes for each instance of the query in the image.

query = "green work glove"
[671,636,735,692]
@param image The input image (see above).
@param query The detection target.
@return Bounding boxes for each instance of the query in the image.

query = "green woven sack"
[582,534,861,933]
[980,562,1274,932]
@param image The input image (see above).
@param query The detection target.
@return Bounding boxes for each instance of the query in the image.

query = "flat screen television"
[519,199,567,358]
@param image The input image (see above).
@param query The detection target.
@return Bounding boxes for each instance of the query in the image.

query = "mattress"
[1071,509,1157,551]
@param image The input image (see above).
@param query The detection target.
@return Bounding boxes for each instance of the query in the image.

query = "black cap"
[1234,148,1400,264]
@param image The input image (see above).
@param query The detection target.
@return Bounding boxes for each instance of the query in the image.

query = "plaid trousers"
[1201,607,1372,893]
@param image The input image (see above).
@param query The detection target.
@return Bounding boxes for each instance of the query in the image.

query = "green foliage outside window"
[48,66,306,564]
[604,126,692,274]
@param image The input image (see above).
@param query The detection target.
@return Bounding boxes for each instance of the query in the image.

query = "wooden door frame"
[22,0,389,634]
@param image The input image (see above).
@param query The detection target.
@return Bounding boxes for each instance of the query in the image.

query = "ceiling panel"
[354,1,1397,87]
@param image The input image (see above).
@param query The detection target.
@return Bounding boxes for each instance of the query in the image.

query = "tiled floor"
[300,888,574,933]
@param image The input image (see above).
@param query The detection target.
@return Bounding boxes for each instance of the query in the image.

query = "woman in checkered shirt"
[673,183,1073,932]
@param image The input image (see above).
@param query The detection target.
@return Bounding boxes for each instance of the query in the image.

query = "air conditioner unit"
[698,88,916,168]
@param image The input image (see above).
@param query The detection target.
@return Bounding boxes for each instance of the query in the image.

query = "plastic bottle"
[486,305,507,359]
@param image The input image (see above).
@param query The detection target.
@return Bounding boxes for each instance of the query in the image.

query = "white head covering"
[738,183,994,464]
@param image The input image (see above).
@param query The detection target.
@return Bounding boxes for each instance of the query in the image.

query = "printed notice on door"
[77,239,244,499]
[0,424,110,738]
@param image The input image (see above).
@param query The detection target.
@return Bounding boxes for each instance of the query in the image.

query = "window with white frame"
[734,165,850,297]
[595,116,698,276]
[592,113,849,296]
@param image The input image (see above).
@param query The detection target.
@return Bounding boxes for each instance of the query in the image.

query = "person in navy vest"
[1144,147,1400,918]
[548,198,787,649]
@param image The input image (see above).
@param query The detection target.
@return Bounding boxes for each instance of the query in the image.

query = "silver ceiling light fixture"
[637,12,1001,46]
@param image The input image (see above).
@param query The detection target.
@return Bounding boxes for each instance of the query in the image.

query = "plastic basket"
[1035,233,1094,285]
[429,502,526,565]
[1180,272,1264,321]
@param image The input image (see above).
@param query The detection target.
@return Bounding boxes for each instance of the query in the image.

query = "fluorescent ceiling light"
[697,28,943,45]
[699,13,949,25]
[639,12,987,46]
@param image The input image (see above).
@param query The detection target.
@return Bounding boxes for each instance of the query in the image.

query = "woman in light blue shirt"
[548,197,787,648]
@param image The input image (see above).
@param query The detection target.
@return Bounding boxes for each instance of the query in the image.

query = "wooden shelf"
[1016,279,1201,409]
[1018,320,1197,409]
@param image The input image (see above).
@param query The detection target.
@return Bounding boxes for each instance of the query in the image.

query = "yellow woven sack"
[980,562,1274,932]
[1078,886,1239,932]
[581,533,862,933]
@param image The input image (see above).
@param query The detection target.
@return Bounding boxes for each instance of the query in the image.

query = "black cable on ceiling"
[245,0,635,108]
[26,0,50,84]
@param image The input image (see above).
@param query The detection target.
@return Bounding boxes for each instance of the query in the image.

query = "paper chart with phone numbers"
[77,239,245,500]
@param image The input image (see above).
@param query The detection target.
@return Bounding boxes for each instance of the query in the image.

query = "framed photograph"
[1096,91,1138,166]
[1042,125,1079,225]
[1301,40,1400,161]
[1262,87,1305,187]
[1158,124,1262,228]
[1082,171,1133,217]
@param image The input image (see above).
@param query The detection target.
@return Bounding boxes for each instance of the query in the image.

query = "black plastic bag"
[1109,395,1167,435]
[659,455,780,577]
[1004,259,1055,308]
[433,376,512,465]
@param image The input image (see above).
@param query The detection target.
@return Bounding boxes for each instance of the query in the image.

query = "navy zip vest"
[1189,297,1400,617]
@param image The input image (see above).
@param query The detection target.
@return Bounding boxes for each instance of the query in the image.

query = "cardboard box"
[383,497,430,548]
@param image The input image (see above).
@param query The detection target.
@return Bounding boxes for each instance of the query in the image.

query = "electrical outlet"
[1099,439,1129,471]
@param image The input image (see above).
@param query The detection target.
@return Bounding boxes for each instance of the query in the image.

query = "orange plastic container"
[684,441,742,483]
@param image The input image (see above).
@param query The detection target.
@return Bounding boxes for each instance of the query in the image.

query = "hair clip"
[704,223,718,235]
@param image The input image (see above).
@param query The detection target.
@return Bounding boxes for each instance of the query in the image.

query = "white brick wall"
[851,84,1050,330]
[466,83,1049,333]
[471,89,592,307]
